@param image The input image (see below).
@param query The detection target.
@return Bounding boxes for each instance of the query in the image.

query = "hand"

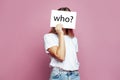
[55,24,64,35]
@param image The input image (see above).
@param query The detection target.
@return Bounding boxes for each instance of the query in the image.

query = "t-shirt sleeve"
[44,34,58,53]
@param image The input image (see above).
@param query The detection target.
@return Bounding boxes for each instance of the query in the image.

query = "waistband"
[52,67,78,72]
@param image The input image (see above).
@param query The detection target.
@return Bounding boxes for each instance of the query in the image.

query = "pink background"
[0,0,120,80]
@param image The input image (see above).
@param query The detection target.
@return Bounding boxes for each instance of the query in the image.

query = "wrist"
[58,33,64,36]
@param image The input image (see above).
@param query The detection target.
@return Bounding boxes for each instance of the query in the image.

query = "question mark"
[70,16,73,23]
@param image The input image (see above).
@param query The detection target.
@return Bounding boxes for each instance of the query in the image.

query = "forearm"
[56,34,66,61]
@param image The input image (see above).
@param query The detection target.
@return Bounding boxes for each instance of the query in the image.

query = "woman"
[44,7,80,80]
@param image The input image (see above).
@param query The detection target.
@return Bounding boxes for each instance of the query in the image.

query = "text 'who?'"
[50,10,77,29]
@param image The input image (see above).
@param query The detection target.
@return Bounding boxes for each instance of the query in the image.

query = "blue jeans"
[49,67,80,80]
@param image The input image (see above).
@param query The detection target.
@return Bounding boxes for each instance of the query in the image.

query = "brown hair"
[49,7,74,38]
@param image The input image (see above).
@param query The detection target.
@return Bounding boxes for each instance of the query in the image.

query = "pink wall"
[0,0,120,80]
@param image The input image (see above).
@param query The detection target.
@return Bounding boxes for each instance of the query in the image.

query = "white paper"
[50,10,77,29]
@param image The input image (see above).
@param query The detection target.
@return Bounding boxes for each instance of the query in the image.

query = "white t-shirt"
[44,33,80,71]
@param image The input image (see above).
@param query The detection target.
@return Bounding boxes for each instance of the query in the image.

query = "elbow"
[49,52,65,62]
[58,57,65,62]
[55,51,66,62]
[55,53,65,62]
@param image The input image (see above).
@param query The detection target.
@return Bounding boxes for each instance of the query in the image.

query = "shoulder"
[44,33,58,39]
[72,36,78,44]
[44,33,57,37]
[72,36,78,41]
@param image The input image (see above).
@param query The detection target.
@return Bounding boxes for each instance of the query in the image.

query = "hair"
[49,7,74,38]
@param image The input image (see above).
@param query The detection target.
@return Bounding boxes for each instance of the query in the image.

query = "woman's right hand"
[55,24,64,35]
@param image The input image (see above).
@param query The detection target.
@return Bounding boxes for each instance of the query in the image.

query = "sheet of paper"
[50,10,77,29]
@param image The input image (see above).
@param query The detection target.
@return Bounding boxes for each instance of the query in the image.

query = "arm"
[47,24,66,62]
